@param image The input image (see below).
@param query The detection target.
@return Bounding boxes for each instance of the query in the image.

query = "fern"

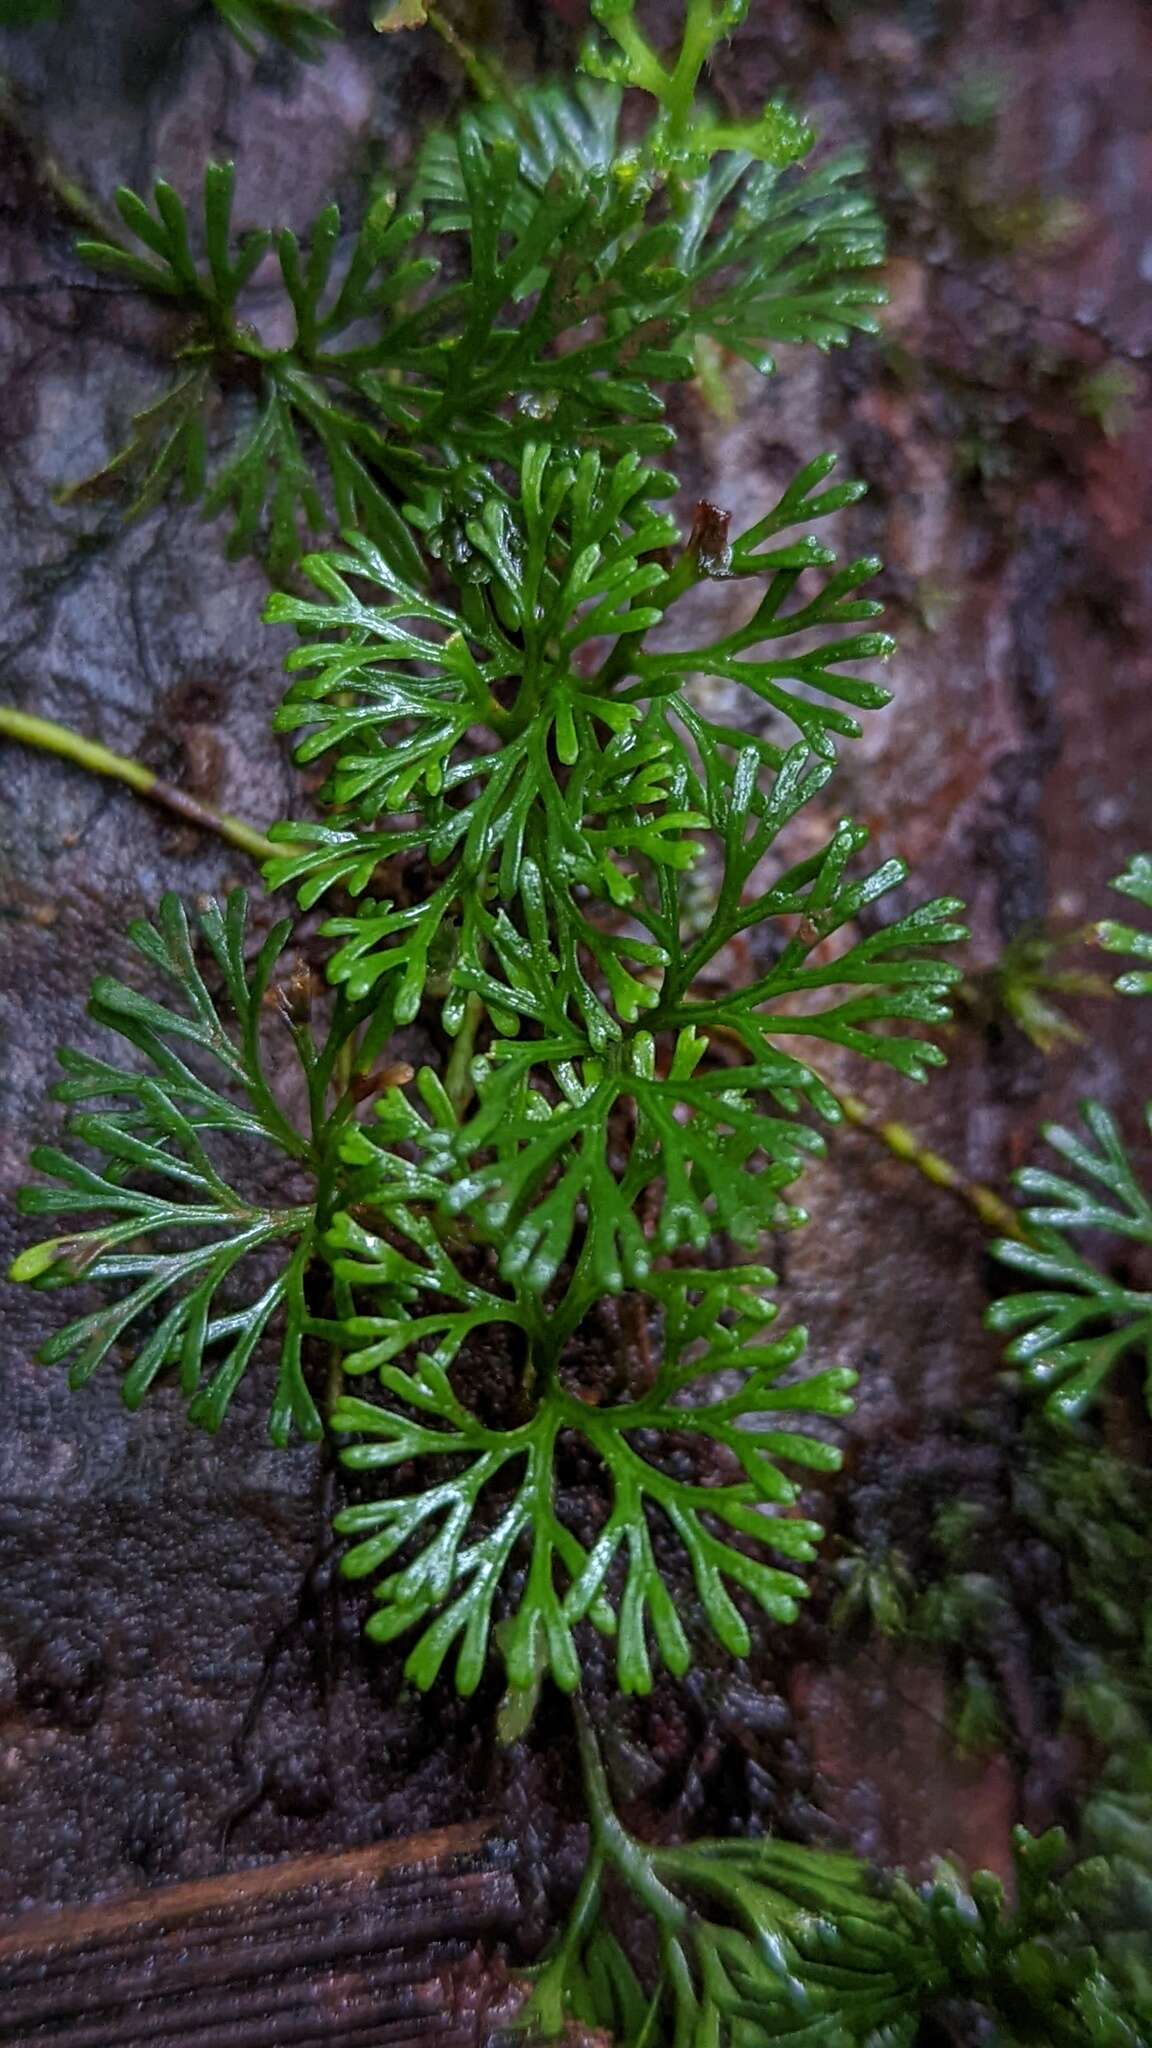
[1098,854,1152,996]
[7,4,935,1705]
[989,1102,1152,1424]
[264,438,962,1298]
[415,82,884,374]
[520,1710,1150,2047]
[65,0,884,565]
[13,9,1150,2035]
[11,0,968,1715]
[68,166,430,578]
[329,1230,854,1695]
[10,892,361,1443]
[264,440,952,1016]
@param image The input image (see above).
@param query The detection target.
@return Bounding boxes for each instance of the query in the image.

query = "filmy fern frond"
[9,892,347,1443]
[68,3,884,560]
[434,1036,828,1294]
[264,441,962,1288]
[328,1231,853,1695]
[264,443,936,1025]
[264,444,684,1012]
[989,1101,1152,1423]
[524,1715,1146,2048]
[416,81,885,378]
[69,165,432,578]
[13,0,980,1746]
[336,919,953,1297]
[1098,854,1152,996]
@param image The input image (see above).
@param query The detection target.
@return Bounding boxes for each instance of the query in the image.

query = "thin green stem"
[523,1847,608,2032]
[573,1697,690,1932]
[834,1087,1028,1242]
[445,992,484,1116]
[423,4,506,101]
[325,1342,345,1425]
[667,0,717,137]
[542,1236,607,1361]
[602,8,669,100]
[0,706,292,867]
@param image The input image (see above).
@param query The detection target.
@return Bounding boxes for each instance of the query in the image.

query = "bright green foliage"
[267,440,963,1295]
[430,1038,828,1292]
[1098,854,1152,996]
[580,0,811,166]
[17,0,959,1713]
[341,1041,830,1299]
[9,892,357,1444]
[67,4,883,564]
[13,7,1151,2041]
[68,165,430,577]
[525,1717,1151,2045]
[416,82,883,376]
[989,1102,1152,1422]
[330,1238,854,1695]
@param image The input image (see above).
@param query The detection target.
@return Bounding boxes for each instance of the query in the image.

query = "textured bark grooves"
[0,1826,519,2047]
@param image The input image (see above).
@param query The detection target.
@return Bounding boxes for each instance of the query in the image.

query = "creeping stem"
[0,706,288,866]
[834,1087,1027,1242]
[573,1696,690,1931]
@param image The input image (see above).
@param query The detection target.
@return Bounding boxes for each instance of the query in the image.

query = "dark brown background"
[0,0,1149,1995]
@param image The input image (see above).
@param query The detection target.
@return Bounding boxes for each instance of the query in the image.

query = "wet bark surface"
[0,0,1149,2023]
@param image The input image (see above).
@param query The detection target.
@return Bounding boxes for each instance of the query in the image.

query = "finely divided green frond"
[1098,854,1152,996]
[69,17,884,556]
[15,0,980,1745]
[644,745,967,1080]
[10,892,337,1442]
[429,1037,827,1293]
[262,442,963,1299]
[523,1761,1148,2048]
[650,450,896,762]
[329,1238,852,1695]
[265,445,683,1009]
[417,80,885,380]
[70,166,431,577]
[989,1101,1152,1423]
[265,446,941,1049]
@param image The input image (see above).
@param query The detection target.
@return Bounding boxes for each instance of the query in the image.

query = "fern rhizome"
[6,2,1151,2041]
